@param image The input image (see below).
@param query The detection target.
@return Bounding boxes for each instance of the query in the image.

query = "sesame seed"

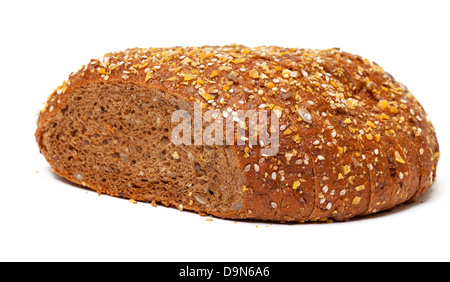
[75,173,83,181]
[297,108,312,124]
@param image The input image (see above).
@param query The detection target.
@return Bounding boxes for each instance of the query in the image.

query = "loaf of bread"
[36,45,440,222]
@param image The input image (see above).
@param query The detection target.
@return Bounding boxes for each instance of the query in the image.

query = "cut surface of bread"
[36,45,440,222]
[38,82,246,218]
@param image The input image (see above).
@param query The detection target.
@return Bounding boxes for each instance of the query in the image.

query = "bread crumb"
[206,218,213,222]
[129,199,137,204]
[151,200,157,207]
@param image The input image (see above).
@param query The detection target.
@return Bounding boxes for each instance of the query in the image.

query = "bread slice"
[36,45,440,222]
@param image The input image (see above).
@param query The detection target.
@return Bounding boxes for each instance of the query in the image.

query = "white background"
[0,0,449,262]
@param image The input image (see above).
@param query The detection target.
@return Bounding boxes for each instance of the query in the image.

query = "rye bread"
[35,45,440,222]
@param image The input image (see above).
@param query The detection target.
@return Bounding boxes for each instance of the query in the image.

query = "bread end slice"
[36,81,248,219]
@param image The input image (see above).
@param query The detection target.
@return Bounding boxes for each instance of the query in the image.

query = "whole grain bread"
[36,45,440,222]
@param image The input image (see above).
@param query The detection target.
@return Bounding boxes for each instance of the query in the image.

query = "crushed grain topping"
[355,185,365,191]
[395,151,406,164]
[352,196,361,205]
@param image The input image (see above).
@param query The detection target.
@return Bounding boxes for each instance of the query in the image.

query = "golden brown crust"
[36,45,440,222]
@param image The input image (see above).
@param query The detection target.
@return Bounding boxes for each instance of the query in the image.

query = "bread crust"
[36,45,440,222]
